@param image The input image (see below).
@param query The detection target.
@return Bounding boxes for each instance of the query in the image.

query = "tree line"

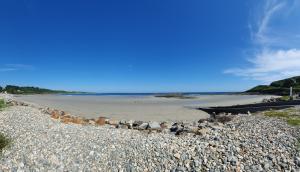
[0,85,73,94]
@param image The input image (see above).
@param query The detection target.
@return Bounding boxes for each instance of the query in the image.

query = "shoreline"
[9,94,276,122]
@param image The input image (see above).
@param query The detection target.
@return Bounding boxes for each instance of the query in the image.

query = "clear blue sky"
[1,0,300,92]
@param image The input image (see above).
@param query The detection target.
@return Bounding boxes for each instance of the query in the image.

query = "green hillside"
[246,76,300,95]
[1,85,81,95]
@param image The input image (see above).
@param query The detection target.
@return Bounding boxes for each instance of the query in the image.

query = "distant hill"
[246,76,300,95]
[1,85,82,95]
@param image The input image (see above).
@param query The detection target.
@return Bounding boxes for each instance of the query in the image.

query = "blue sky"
[0,0,300,92]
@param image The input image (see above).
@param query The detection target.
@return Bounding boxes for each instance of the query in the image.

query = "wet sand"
[13,94,275,122]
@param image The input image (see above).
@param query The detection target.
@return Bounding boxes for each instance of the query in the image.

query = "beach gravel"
[0,106,300,171]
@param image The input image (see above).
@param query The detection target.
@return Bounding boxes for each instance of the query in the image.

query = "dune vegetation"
[247,76,300,95]
[264,109,300,126]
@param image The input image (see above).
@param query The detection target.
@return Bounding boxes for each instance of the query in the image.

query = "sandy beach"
[13,94,275,122]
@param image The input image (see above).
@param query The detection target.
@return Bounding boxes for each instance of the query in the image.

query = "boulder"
[198,118,215,123]
[61,116,73,124]
[148,122,161,130]
[125,120,134,128]
[160,122,169,129]
[119,120,126,125]
[170,123,184,133]
[72,117,86,125]
[107,119,119,125]
[88,119,96,125]
[83,118,90,123]
[184,126,198,133]
[63,114,72,119]
[96,117,106,126]
[51,110,60,119]
[45,108,52,114]
[133,121,144,128]
[116,124,128,129]
[60,111,67,116]
[138,123,149,130]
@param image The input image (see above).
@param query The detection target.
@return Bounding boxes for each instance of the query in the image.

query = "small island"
[155,93,196,99]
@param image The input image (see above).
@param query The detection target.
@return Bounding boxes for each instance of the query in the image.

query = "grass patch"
[296,138,300,151]
[287,118,300,126]
[280,96,291,101]
[264,109,300,126]
[0,133,10,153]
[0,99,6,110]
[264,111,290,118]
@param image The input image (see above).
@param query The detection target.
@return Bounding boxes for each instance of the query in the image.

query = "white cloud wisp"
[225,49,300,82]
[0,64,34,72]
[226,0,300,83]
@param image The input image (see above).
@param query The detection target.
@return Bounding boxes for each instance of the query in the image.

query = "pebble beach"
[0,94,300,171]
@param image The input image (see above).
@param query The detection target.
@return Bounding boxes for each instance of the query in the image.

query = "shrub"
[0,133,10,153]
[0,99,6,110]
[216,116,233,123]
[280,96,291,101]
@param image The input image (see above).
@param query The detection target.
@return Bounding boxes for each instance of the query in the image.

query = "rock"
[95,117,106,126]
[88,119,96,125]
[51,110,60,119]
[133,121,143,128]
[43,108,52,114]
[61,116,73,124]
[196,128,210,136]
[229,156,238,166]
[49,155,60,165]
[175,166,185,172]
[60,111,67,116]
[116,124,128,129]
[72,117,86,125]
[198,118,208,123]
[119,120,126,125]
[83,118,90,123]
[263,162,270,170]
[126,120,134,126]
[210,125,224,131]
[148,122,161,130]
[107,119,119,125]
[174,153,181,159]
[89,151,95,156]
[198,122,208,129]
[295,157,300,167]
[19,162,24,168]
[160,122,169,129]
[183,126,198,133]
[138,123,149,130]
[170,125,179,132]
[170,123,184,133]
